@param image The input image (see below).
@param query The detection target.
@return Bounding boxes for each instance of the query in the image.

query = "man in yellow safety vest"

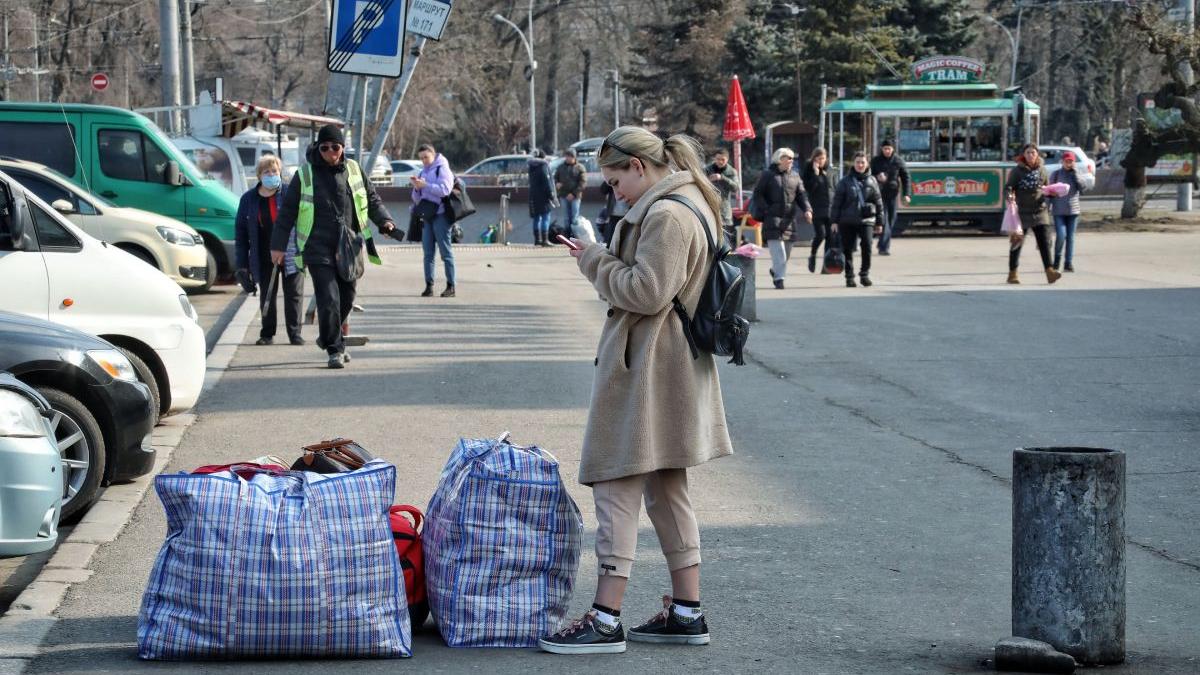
[271,124,398,369]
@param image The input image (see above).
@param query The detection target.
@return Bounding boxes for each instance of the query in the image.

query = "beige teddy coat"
[575,171,734,485]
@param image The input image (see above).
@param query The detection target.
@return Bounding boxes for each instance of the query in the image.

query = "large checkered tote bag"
[424,433,583,647]
[137,461,412,659]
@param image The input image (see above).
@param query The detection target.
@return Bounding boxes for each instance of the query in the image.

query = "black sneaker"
[255,337,273,345]
[538,611,626,655]
[289,336,306,346]
[846,277,857,288]
[860,275,873,287]
[808,255,816,273]
[628,596,710,645]
[327,353,344,369]
[773,278,784,290]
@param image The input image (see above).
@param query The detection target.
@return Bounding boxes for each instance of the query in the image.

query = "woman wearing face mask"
[235,155,305,345]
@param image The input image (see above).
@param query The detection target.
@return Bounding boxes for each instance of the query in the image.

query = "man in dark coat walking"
[869,139,911,255]
[271,124,397,369]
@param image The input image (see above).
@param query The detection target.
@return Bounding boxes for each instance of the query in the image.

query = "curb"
[0,295,259,670]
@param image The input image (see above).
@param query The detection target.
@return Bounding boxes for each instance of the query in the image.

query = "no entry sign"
[91,73,109,91]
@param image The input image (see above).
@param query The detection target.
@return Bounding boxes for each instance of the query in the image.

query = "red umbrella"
[723,76,755,223]
[723,75,755,142]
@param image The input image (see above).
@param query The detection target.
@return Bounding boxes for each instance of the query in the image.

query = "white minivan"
[0,168,205,417]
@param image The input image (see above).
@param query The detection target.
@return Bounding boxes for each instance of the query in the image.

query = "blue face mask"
[261,174,282,189]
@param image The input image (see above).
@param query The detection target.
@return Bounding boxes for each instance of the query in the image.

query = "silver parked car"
[0,372,62,557]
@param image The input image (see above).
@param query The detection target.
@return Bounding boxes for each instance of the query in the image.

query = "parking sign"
[327,0,407,78]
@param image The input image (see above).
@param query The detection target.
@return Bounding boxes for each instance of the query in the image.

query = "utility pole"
[159,0,182,133]
[1179,0,1195,212]
[180,0,196,106]
[2,12,9,101]
[32,14,39,102]
[577,81,584,142]
[493,10,537,151]
[580,49,590,138]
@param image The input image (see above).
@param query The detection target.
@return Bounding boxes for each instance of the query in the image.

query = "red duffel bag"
[389,505,429,628]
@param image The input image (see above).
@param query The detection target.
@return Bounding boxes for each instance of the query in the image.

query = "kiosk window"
[0,122,78,176]
[970,117,1004,161]
[898,118,932,162]
[28,200,81,251]
[98,129,173,183]
[936,118,969,162]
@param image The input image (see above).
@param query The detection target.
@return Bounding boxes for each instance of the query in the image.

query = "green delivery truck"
[0,102,239,281]
[821,56,1041,232]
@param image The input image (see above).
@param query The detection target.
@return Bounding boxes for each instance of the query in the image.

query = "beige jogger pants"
[592,468,701,578]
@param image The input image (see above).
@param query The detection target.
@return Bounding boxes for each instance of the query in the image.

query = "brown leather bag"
[291,438,375,473]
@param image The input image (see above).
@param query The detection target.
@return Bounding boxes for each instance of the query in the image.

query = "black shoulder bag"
[660,194,749,366]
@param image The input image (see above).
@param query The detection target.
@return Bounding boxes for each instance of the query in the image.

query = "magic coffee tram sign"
[911,56,984,83]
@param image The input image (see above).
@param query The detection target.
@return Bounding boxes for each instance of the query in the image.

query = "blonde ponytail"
[662,134,724,228]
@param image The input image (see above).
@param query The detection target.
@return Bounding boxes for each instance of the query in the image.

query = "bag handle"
[390,504,423,532]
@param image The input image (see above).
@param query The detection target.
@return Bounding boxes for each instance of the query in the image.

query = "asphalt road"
[10,231,1200,673]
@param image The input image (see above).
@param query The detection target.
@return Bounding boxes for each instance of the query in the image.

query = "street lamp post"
[981,12,1021,88]
[606,68,619,129]
[494,8,537,151]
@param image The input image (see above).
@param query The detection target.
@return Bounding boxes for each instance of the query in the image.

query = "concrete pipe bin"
[727,253,757,322]
[1012,447,1126,665]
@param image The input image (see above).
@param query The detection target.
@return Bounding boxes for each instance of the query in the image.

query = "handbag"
[442,178,476,223]
[1000,200,1023,236]
[822,231,845,275]
[335,224,365,282]
[290,437,375,473]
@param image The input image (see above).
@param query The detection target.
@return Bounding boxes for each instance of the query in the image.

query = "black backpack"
[660,194,749,366]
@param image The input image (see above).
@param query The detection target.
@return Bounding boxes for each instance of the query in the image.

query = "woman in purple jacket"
[411,144,457,297]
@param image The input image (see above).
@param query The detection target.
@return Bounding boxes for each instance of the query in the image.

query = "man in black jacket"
[869,139,911,255]
[271,125,398,369]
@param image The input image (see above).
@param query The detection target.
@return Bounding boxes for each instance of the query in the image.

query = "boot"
[441,284,456,298]
[1007,270,1020,284]
[533,230,542,246]
[421,283,434,297]
[1052,254,1061,271]
[845,276,857,288]
[808,255,817,273]
[859,274,873,287]
[1045,266,1061,284]
[773,278,784,290]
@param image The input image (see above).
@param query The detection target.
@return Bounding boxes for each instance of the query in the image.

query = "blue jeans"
[878,193,898,252]
[422,212,456,286]
[1054,214,1078,267]
[532,211,551,238]
[561,197,581,235]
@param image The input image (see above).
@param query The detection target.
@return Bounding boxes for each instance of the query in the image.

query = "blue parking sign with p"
[327,0,406,78]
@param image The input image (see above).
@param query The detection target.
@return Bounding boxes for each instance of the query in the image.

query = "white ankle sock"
[672,603,702,619]
[591,607,620,629]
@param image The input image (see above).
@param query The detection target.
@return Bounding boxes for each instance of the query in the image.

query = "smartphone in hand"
[556,234,582,250]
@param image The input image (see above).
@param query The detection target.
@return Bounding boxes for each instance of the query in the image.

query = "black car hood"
[0,311,113,354]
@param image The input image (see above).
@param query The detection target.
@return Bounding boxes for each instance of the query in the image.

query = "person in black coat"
[830,152,885,288]
[528,149,559,246]
[801,147,835,273]
[751,147,811,289]
[869,139,911,255]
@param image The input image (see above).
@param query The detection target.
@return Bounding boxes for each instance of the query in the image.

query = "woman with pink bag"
[1003,143,1061,285]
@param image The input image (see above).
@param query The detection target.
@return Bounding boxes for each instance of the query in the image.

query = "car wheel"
[200,249,218,293]
[37,388,106,521]
[116,347,161,424]
[117,244,157,268]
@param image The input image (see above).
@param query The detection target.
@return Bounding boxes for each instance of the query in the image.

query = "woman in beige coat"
[538,126,734,656]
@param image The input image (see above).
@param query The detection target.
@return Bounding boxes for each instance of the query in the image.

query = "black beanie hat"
[317,124,345,146]
[881,138,894,148]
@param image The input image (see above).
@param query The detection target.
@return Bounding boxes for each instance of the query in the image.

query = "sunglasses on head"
[319,143,342,152]
[600,138,639,160]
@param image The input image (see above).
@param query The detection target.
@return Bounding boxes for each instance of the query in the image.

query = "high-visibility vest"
[294,158,381,269]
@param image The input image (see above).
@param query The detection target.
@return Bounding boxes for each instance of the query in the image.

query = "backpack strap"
[659,193,716,361]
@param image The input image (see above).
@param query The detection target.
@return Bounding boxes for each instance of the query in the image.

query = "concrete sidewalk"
[10,233,1200,673]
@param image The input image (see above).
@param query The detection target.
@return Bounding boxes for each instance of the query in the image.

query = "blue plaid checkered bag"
[424,433,583,647]
[137,461,412,660]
